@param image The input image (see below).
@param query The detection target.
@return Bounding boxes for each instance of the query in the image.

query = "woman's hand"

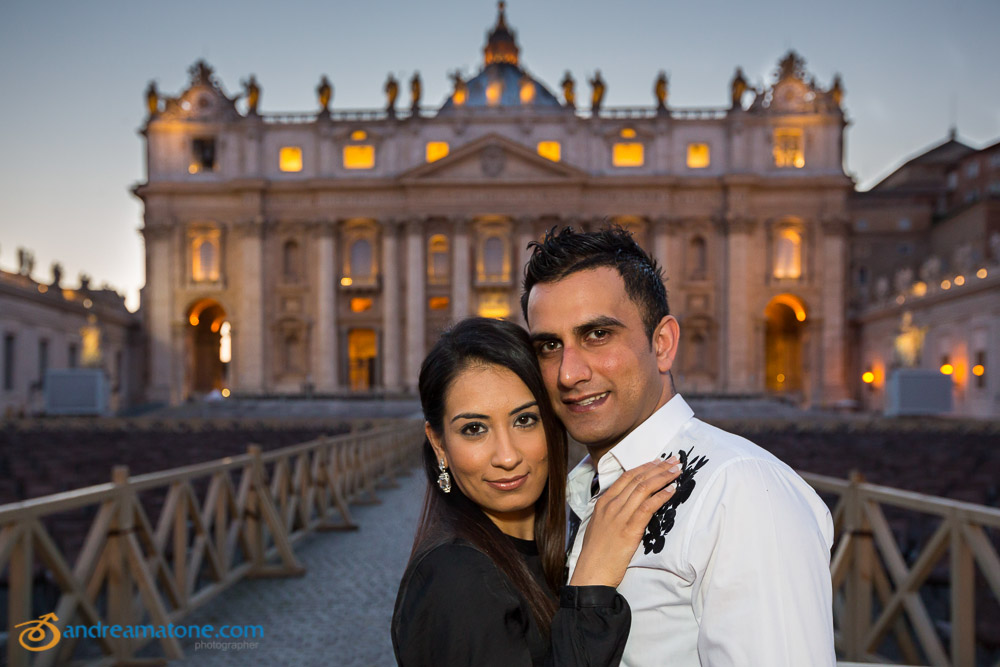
[569,458,682,588]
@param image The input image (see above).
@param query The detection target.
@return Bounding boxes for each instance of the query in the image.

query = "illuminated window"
[773,229,802,279]
[520,80,535,104]
[344,145,375,170]
[283,240,300,282]
[80,324,101,366]
[773,128,804,168]
[350,297,373,313]
[429,296,450,311]
[279,146,303,172]
[613,143,644,167]
[478,293,510,319]
[486,80,503,106]
[191,229,221,282]
[537,141,561,162]
[687,143,710,169]
[428,234,450,283]
[620,128,637,139]
[426,142,449,163]
[350,130,368,141]
[348,329,377,391]
[189,137,216,174]
[219,322,232,363]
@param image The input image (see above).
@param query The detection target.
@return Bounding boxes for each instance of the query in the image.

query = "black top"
[392,535,631,666]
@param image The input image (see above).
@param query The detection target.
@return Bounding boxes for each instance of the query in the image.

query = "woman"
[392,318,681,666]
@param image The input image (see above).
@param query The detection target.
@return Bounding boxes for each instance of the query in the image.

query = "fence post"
[951,517,975,667]
[7,525,31,667]
[843,469,873,661]
[107,465,135,661]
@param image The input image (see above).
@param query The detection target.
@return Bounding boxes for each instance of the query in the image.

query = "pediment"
[398,133,587,184]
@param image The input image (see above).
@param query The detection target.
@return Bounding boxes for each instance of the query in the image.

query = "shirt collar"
[606,393,694,472]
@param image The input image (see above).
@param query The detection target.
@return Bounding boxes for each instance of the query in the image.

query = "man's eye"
[587,329,610,341]
[537,341,561,355]
[460,422,487,436]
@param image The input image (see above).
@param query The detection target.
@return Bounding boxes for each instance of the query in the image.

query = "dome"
[438,2,563,113]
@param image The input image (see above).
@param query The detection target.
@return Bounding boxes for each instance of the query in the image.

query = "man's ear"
[425,422,447,466]
[652,315,680,374]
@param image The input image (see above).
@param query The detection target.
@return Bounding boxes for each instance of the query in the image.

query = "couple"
[392,227,836,666]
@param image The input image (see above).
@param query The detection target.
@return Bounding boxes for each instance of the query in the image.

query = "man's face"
[526,266,678,454]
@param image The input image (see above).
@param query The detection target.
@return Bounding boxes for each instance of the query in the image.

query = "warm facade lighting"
[776,373,786,383]
[37,284,48,294]
[478,293,510,319]
[350,130,368,141]
[687,143,710,169]
[80,326,101,366]
[773,229,802,280]
[770,294,807,322]
[620,128,637,139]
[350,297,373,313]
[221,388,231,398]
[340,277,353,287]
[537,141,561,162]
[429,296,450,310]
[862,371,875,384]
[895,295,906,305]
[613,143,644,167]
[954,275,965,286]
[453,88,467,106]
[343,145,375,169]
[912,281,927,297]
[189,313,200,326]
[486,80,503,106]
[279,146,303,172]
[977,268,988,279]
[426,142,449,163]
[941,279,951,290]
[940,363,954,375]
[774,128,805,168]
[973,364,985,377]
[219,322,232,363]
[519,80,535,104]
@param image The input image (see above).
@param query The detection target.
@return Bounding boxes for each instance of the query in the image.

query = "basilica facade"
[133,5,852,406]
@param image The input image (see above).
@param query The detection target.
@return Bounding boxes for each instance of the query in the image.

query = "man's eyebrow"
[450,412,489,423]
[509,400,537,415]
[573,316,624,337]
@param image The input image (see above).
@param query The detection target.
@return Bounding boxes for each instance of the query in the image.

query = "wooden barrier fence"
[803,471,1000,667]
[0,421,424,666]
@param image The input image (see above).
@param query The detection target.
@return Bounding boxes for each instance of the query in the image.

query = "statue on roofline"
[450,71,468,104]
[829,74,844,108]
[317,75,333,114]
[51,263,63,288]
[384,73,399,115]
[145,81,159,117]
[241,75,260,115]
[589,70,605,113]
[654,71,668,110]
[410,72,422,112]
[561,71,575,108]
[730,67,748,109]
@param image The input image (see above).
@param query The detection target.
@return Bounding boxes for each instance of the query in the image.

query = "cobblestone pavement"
[173,469,426,666]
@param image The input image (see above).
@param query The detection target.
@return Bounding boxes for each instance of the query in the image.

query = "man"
[521,226,835,666]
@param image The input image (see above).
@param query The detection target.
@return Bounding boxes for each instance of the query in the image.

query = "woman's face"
[427,362,550,540]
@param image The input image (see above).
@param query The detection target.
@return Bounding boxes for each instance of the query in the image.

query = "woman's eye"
[460,422,487,436]
[514,413,539,428]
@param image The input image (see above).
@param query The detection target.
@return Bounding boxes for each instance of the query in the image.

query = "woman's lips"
[486,474,528,491]
[563,391,610,413]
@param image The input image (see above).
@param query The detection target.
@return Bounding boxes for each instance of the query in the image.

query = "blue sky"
[1,0,998,311]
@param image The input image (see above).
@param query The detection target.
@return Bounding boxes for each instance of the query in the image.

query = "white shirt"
[566,395,835,667]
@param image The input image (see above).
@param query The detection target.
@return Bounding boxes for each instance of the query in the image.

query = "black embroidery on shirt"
[641,447,710,555]
[565,508,582,581]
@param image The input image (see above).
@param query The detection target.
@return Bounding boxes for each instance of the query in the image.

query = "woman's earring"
[437,460,452,494]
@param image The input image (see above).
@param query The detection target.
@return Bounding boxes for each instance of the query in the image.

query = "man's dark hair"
[520,225,669,341]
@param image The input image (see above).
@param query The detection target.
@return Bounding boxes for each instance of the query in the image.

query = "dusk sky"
[1,0,998,312]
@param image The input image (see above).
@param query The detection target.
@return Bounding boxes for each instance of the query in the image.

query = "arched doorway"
[348,329,377,391]
[764,294,807,394]
[186,299,230,396]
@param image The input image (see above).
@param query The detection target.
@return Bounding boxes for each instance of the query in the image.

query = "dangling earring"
[437,459,452,494]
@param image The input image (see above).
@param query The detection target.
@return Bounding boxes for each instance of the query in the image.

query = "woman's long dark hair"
[411,317,568,635]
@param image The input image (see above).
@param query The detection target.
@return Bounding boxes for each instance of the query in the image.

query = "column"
[723,216,756,393]
[235,218,266,393]
[820,218,850,405]
[405,218,426,391]
[143,224,175,404]
[382,219,402,391]
[451,218,471,321]
[314,224,339,392]
[514,217,535,326]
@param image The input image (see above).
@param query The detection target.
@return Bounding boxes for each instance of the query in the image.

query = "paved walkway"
[171,469,425,666]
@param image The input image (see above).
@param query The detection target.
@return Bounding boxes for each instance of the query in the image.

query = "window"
[38,339,48,388]
[429,296,450,311]
[282,332,304,374]
[687,143,710,169]
[966,161,980,179]
[486,80,503,106]
[219,322,232,364]
[283,240,301,283]
[68,342,78,369]
[620,128,637,139]
[520,80,535,104]
[897,218,911,231]
[279,146,303,172]
[688,236,707,280]
[80,325,101,366]
[426,142,449,163]
[537,141,561,162]
[3,334,14,390]
[855,219,868,231]
[773,229,802,279]
[478,292,510,319]
[349,239,373,279]
[990,153,1000,169]
[483,237,504,280]
[857,266,868,286]
[343,145,375,170]
[613,143,644,167]
[428,235,450,284]
[350,297,373,313]
[773,128,804,168]
[189,137,216,174]
[190,229,221,282]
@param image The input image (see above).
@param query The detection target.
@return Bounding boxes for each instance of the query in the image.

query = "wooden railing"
[0,421,423,666]
[802,471,1000,667]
